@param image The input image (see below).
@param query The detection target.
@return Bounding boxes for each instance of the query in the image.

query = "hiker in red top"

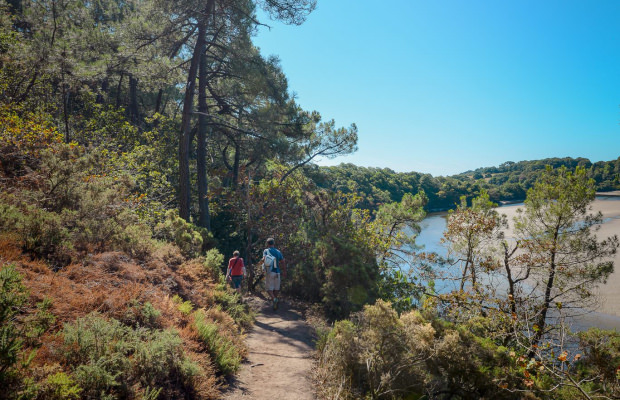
[226,250,246,294]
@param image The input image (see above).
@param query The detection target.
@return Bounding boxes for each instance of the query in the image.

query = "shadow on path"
[222,296,317,400]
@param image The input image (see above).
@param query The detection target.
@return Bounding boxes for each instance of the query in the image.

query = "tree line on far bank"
[311,156,620,212]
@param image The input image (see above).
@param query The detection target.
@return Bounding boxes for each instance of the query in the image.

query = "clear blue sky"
[254,0,620,176]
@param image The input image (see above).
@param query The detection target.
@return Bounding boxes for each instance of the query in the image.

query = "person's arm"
[242,258,246,277]
[225,259,232,280]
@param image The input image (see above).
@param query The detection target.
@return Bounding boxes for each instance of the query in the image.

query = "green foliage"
[313,157,620,214]
[317,300,528,400]
[294,191,379,319]
[574,328,620,397]
[203,248,225,283]
[155,210,203,258]
[0,142,148,268]
[0,264,28,387]
[122,300,161,329]
[193,310,242,375]
[513,166,618,343]
[373,192,428,313]
[211,283,254,330]
[115,224,157,260]
[61,312,200,398]
[172,295,193,316]
[0,265,57,398]
[42,372,83,400]
[23,297,56,347]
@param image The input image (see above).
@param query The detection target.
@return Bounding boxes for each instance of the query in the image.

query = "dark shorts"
[231,275,243,289]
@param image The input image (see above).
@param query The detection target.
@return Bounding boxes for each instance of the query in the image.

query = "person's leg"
[272,273,281,309]
[265,272,275,301]
[232,276,243,295]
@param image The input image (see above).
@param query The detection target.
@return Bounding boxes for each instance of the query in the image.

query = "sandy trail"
[223,296,316,400]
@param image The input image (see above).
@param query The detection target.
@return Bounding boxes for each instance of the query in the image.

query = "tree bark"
[128,74,139,124]
[196,42,210,230]
[154,89,163,114]
[128,75,139,123]
[97,78,108,104]
[179,16,208,220]
[232,141,240,189]
[115,72,124,109]
[530,227,560,355]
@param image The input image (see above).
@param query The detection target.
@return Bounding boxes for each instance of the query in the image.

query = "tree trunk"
[245,171,258,291]
[196,43,210,230]
[179,18,208,221]
[128,75,139,124]
[116,72,124,109]
[530,228,560,355]
[154,89,163,114]
[232,141,240,189]
[97,78,108,104]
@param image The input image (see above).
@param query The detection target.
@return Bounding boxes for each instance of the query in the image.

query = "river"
[414,196,620,331]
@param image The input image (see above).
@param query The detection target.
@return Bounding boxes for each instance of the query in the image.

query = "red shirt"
[228,257,244,276]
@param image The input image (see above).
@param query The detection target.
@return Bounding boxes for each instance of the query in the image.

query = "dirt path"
[223,296,316,400]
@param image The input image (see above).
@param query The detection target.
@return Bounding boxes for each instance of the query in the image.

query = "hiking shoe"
[273,298,278,310]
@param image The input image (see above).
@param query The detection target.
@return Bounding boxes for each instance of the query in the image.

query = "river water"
[414,197,620,331]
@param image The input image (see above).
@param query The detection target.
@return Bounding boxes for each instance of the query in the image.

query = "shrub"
[210,283,254,330]
[0,265,57,398]
[114,224,156,260]
[41,372,82,400]
[16,205,73,269]
[122,300,161,329]
[575,328,620,397]
[1,142,148,266]
[172,295,193,316]
[23,297,56,347]
[61,312,201,398]
[193,310,242,375]
[317,300,524,400]
[0,264,28,387]
[316,319,358,399]
[203,248,225,282]
[154,210,203,259]
[0,106,62,157]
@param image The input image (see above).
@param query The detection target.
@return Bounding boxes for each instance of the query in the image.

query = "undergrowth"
[0,105,254,399]
[193,309,243,375]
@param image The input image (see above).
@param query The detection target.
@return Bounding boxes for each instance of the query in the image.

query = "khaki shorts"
[265,271,280,291]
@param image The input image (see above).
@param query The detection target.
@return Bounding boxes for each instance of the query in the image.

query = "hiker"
[262,238,285,309]
[226,250,246,294]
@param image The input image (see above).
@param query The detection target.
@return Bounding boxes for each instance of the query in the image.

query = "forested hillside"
[1,0,619,399]
[312,156,620,211]
[0,0,364,397]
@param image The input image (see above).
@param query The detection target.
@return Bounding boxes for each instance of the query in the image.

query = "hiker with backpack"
[226,250,246,294]
[262,238,285,310]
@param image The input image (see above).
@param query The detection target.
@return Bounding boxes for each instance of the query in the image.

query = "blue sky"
[254,0,620,176]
